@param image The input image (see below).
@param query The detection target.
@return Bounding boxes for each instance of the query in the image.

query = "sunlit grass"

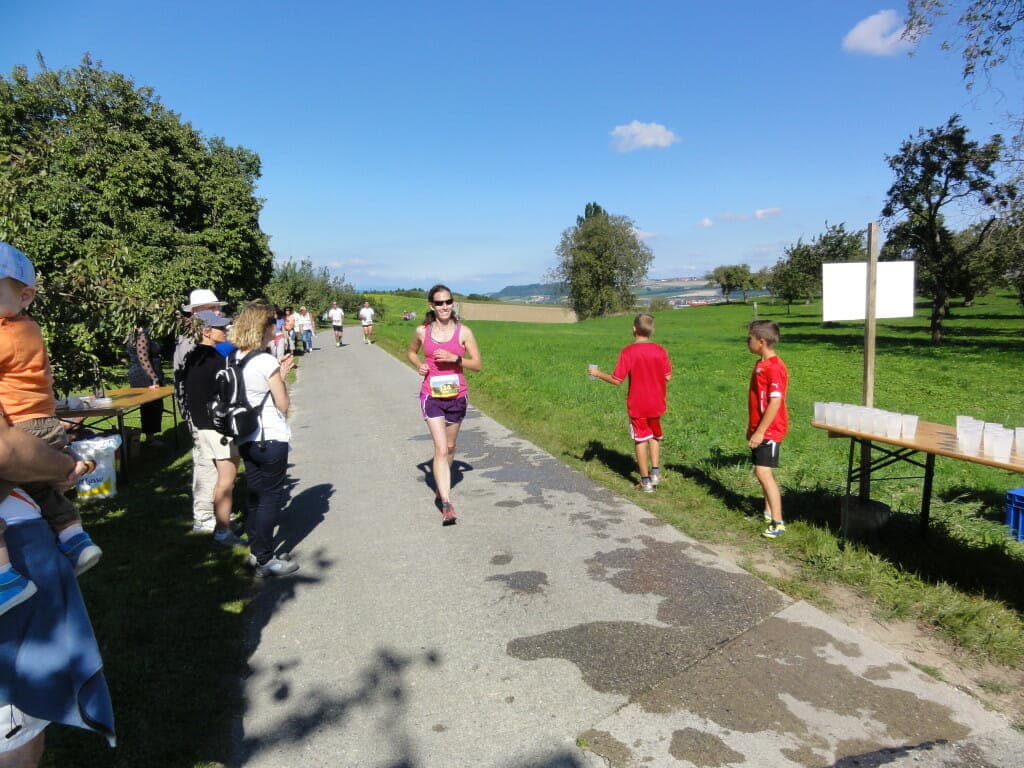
[376,292,1024,665]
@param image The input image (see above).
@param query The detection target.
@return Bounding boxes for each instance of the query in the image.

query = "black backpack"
[207,350,270,441]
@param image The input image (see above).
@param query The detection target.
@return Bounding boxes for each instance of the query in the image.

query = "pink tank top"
[420,322,467,399]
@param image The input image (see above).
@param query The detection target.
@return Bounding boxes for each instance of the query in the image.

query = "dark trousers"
[140,400,163,436]
[239,440,289,563]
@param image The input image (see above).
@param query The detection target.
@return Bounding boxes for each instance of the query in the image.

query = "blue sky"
[2,1,1019,293]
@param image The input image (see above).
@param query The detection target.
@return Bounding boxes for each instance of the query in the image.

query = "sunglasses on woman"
[432,299,454,306]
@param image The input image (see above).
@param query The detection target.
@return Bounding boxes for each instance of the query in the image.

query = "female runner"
[406,284,481,525]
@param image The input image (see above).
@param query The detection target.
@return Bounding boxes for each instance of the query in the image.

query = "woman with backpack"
[228,303,296,577]
[177,311,243,545]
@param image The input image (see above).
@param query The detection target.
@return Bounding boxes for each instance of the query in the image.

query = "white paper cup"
[871,410,888,436]
[885,413,902,439]
[900,414,918,438]
[958,426,983,455]
[991,429,1013,463]
[813,402,826,423]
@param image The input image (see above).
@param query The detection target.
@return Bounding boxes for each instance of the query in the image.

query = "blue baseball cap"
[0,243,36,288]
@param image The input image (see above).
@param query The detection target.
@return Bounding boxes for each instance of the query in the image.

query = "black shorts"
[332,325,344,332]
[751,440,781,468]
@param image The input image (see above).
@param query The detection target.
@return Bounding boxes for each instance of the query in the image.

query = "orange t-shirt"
[0,315,57,423]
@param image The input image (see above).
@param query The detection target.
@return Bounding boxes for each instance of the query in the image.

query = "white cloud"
[699,218,714,229]
[634,228,656,241]
[610,120,679,152]
[717,212,750,222]
[842,10,913,56]
[754,207,783,220]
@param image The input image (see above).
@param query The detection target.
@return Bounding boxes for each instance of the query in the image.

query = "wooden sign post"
[859,222,880,501]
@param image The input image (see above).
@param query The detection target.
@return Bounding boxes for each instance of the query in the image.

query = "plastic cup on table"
[958,424,983,455]
[991,428,1013,463]
[813,402,826,423]
[1015,427,1024,456]
[884,412,902,439]
[871,409,888,436]
[900,414,918,439]
[824,403,838,426]
[588,364,597,380]
[982,423,1004,458]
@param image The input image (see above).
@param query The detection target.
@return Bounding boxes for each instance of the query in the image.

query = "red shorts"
[629,416,663,442]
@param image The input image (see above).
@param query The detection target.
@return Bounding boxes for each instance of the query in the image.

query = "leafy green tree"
[767,257,815,311]
[881,115,1013,342]
[981,203,1024,308]
[552,202,654,320]
[265,258,355,318]
[0,55,272,392]
[705,264,753,302]
[904,1,1024,86]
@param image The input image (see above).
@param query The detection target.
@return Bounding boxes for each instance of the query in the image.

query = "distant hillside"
[488,283,565,303]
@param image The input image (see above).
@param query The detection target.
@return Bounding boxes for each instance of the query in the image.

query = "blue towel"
[0,518,115,746]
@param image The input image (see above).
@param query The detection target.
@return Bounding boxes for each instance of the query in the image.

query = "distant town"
[487,277,764,308]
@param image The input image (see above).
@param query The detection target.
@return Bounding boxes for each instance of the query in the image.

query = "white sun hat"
[181,288,227,312]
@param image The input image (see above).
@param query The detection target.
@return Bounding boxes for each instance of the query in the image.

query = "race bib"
[429,374,460,399]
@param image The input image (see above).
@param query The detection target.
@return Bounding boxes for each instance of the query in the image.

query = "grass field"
[41,291,1024,765]
[374,292,1024,680]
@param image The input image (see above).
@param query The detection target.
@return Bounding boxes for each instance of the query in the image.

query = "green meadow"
[375,292,1024,671]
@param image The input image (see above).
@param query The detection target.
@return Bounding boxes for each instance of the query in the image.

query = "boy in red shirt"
[747,320,789,538]
[588,313,672,493]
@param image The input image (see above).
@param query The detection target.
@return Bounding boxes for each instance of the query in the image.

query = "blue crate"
[1008,488,1024,539]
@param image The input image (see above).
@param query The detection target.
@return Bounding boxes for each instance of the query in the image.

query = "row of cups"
[813,402,918,439]
[955,417,1023,462]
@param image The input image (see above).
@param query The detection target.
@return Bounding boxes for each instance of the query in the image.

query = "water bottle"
[92,360,105,398]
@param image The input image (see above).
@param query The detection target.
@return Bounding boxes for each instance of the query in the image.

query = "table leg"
[921,452,936,535]
[117,412,129,485]
[842,439,858,540]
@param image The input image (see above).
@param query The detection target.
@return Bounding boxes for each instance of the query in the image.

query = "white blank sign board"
[822,261,915,322]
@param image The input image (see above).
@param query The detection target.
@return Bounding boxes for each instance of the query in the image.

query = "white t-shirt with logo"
[358,307,375,326]
[328,307,344,326]
[238,352,291,444]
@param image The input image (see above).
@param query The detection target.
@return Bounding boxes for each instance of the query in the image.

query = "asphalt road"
[231,332,1024,768]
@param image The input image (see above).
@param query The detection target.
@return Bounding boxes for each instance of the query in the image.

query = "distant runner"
[327,301,344,347]
[358,301,375,345]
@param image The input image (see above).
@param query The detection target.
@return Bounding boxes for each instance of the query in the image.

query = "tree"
[0,55,273,392]
[984,202,1024,307]
[552,202,653,320]
[767,257,814,312]
[881,115,1013,341]
[904,1,1024,86]
[704,264,753,302]
[265,258,357,316]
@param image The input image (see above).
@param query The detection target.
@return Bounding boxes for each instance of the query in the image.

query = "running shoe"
[213,529,246,547]
[639,478,654,493]
[441,502,457,525]
[650,469,661,488]
[762,522,786,539]
[763,508,772,523]
[59,532,103,576]
[248,551,293,568]
[0,570,36,616]
[254,555,299,577]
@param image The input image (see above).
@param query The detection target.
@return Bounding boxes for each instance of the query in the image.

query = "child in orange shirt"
[0,243,102,616]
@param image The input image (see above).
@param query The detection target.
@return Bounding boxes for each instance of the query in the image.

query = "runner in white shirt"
[358,301,375,345]
[327,301,344,347]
